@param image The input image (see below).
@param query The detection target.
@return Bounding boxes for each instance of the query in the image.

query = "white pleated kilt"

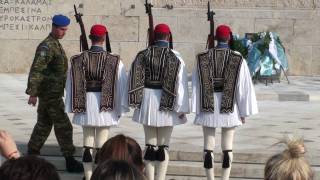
[72,92,120,127]
[132,88,187,127]
[193,93,243,128]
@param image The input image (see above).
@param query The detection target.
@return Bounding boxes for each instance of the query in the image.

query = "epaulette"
[230,50,243,58]
[108,52,120,59]
[196,49,210,59]
[136,48,150,56]
[170,49,180,56]
[70,53,83,63]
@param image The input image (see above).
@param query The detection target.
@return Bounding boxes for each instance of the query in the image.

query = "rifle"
[145,0,154,47]
[206,1,215,49]
[74,5,89,51]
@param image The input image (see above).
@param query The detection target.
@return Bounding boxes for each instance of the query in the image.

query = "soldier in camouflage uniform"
[26,14,83,173]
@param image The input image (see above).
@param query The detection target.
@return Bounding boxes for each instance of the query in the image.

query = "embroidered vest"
[70,51,120,113]
[197,48,243,113]
[128,46,180,111]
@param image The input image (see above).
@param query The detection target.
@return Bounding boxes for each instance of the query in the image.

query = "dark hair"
[89,34,105,43]
[98,134,144,172]
[0,155,60,180]
[91,160,146,180]
[217,36,229,43]
[154,32,169,41]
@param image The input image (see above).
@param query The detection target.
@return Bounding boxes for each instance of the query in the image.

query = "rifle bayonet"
[145,0,154,47]
[206,1,216,49]
[145,0,153,15]
[74,4,89,51]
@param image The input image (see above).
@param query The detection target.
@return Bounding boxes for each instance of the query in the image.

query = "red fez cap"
[90,24,107,37]
[154,23,171,34]
[216,25,231,39]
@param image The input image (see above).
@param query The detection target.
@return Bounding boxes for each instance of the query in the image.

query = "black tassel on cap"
[105,33,112,53]
[204,150,213,169]
[222,150,232,168]
[144,144,157,161]
[169,32,173,49]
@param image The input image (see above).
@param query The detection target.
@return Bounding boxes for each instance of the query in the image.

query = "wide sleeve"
[236,60,259,117]
[64,66,73,113]
[116,61,129,116]
[191,62,200,114]
[173,51,190,114]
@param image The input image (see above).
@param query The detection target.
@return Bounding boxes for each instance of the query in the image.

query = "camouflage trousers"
[28,97,75,156]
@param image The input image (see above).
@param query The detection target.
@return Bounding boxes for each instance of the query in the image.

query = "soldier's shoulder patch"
[40,51,46,57]
[37,44,49,57]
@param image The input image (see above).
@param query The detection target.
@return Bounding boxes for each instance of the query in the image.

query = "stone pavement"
[0,73,320,168]
[254,76,320,102]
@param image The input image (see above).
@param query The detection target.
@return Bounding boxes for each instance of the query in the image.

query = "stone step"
[166,176,262,180]
[18,144,320,166]
[46,156,263,178]
[167,161,263,178]
[40,156,320,179]
[59,172,262,180]
[59,172,263,180]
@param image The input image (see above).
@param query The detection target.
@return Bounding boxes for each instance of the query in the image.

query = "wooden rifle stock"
[74,5,89,51]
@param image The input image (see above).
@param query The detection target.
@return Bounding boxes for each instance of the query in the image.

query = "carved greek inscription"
[0,0,52,32]
[152,0,314,8]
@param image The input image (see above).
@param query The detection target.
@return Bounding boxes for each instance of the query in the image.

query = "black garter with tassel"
[156,145,169,161]
[144,144,157,161]
[83,146,93,162]
[204,149,213,169]
[222,150,232,168]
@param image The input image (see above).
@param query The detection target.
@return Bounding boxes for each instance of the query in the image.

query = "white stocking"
[156,126,173,180]
[83,127,95,180]
[95,127,110,148]
[203,126,216,180]
[221,127,235,180]
[94,127,110,167]
[144,125,157,180]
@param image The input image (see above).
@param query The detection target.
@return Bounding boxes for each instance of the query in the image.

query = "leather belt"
[86,80,102,92]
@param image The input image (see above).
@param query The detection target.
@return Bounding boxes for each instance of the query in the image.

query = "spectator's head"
[264,137,314,180]
[0,155,60,180]
[98,134,144,172]
[91,160,146,180]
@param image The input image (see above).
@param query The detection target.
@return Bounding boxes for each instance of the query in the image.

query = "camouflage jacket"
[26,34,68,98]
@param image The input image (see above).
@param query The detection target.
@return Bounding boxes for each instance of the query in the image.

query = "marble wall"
[1,0,320,75]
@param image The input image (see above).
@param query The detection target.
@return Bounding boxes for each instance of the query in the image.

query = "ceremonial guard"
[26,14,83,173]
[128,23,189,180]
[65,24,128,180]
[192,25,258,180]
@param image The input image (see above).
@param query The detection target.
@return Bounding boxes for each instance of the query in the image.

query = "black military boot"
[65,156,84,173]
